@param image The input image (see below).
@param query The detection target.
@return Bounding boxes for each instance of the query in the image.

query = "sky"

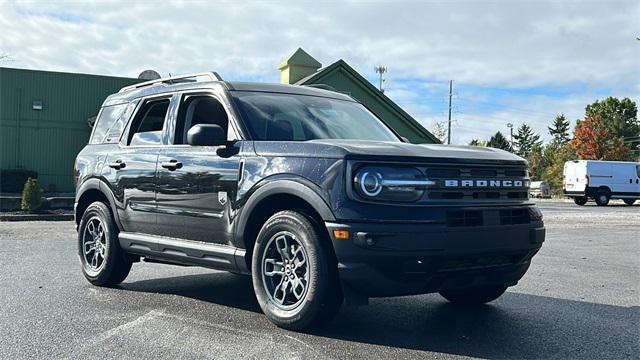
[1,0,638,144]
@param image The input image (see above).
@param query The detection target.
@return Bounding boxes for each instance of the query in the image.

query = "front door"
[155,93,241,244]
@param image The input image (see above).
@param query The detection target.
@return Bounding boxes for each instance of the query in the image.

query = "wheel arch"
[235,179,336,268]
[75,178,121,229]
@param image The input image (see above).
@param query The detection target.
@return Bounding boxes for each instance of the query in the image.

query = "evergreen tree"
[21,178,42,212]
[548,114,571,144]
[469,139,486,146]
[513,123,542,157]
[487,131,511,151]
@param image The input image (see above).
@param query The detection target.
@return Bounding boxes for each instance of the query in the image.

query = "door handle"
[107,160,126,170]
[161,159,183,171]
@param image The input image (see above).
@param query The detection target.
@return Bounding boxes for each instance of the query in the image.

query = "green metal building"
[1,50,436,194]
[0,68,139,192]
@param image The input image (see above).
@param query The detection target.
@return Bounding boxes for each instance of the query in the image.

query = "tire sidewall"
[78,202,121,285]
[595,191,610,206]
[251,211,329,328]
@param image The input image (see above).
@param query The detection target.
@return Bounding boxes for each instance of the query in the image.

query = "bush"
[1,169,38,193]
[21,178,43,212]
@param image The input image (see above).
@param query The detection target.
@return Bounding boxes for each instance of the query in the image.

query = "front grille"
[499,209,530,225]
[446,208,531,227]
[423,163,530,202]
[447,210,483,227]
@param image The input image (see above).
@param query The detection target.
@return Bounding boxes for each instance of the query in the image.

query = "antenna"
[374,66,387,93]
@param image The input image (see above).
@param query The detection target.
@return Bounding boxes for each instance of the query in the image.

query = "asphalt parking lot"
[1,200,638,359]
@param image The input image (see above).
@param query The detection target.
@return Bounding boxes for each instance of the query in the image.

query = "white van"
[563,160,640,206]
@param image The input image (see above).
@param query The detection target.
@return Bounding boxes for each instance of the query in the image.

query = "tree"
[21,178,42,212]
[548,114,571,144]
[543,143,576,195]
[513,123,541,157]
[487,131,511,151]
[585,97,639,140]
[571,115,632,160]
[527,143,544,181]
[469,139,486,146]
[430,121,447,143]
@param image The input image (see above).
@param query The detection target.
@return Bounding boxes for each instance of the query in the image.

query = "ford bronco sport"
[74,72,545,330]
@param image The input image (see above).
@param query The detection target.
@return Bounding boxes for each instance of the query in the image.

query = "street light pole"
[507,123,514,151]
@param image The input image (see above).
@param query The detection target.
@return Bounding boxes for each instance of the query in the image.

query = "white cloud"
[1,0,638,144]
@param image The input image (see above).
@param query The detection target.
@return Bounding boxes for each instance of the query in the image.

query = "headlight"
[353,166,433,202]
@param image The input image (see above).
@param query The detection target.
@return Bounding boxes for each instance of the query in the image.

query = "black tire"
[595,190,610,206]
[78,201,132,286]
[573,197,588,206]
[623,199,636,206]
[251,210,342,330]
[439,285,507,305]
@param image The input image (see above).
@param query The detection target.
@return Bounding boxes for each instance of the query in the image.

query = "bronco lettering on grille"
[443,179,529,187]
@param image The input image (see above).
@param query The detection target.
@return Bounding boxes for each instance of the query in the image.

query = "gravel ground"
[0,200,638,359]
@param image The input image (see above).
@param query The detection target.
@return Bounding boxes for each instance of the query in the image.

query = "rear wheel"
[439,285,507,305]
[251,210,342,330]
[78,202,132,286]
[623,199,636,206]
[595,190,610,206]
[573,197,588,206]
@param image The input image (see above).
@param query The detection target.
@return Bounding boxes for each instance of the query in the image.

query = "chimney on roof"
[278,48,321,84]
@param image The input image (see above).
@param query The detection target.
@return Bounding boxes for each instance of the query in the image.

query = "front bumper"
[326,210,545,298]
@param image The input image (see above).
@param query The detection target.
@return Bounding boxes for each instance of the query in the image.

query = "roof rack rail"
[119,71,223,93]
[303,84,339,92]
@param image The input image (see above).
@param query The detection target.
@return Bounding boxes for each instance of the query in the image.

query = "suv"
[74,72,545,330]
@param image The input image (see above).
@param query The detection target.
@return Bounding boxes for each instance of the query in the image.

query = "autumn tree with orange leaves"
[571,115,631,160]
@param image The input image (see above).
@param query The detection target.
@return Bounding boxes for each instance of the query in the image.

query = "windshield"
[231,91,401,142]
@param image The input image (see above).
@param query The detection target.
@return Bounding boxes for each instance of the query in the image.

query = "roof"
[294,60,440,143]
[278,48,322,70]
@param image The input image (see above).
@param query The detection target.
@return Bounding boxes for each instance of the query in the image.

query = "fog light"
[333,229,350,240]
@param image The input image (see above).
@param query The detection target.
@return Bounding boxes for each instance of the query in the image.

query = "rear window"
[89,102,137,144]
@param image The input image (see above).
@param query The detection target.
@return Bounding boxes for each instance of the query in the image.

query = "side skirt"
[119,232,249,274]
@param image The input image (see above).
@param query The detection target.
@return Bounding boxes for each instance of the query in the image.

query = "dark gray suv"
[74,72,545,330]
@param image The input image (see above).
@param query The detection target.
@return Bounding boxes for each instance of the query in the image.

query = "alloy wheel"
[82,216,108,273]
[261,231,310,310]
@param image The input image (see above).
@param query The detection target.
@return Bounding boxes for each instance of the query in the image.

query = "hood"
[252,140,526,165]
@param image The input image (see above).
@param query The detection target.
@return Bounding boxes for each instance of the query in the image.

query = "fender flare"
[75,178,123,230]
[234,178,336,248]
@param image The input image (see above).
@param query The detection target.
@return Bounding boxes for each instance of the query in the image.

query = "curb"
[0,214,74,222]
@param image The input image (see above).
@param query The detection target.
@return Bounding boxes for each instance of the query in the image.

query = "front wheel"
[623,199,636,205]
[78,202,132,286]
[439,285,507,305]
[574,197,588,206]
[251,211,342,330]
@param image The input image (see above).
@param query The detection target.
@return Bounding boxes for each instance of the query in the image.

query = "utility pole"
[374,66,387,93]
[447,80,453,144]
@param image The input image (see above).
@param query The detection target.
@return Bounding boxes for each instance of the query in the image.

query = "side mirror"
[187,124,226,146]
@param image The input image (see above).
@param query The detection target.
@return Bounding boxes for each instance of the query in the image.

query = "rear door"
[103,95,175,235]
[155,91,242,243]
[564,161,586,193]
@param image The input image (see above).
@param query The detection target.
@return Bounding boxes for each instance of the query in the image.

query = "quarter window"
[89,104,127,144]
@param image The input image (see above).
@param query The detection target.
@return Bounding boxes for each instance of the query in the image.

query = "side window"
[104,101,137,143]
[89,104,127,144]
[127,99,170,146]
[636,165,640,178]
[174,95,228,144]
